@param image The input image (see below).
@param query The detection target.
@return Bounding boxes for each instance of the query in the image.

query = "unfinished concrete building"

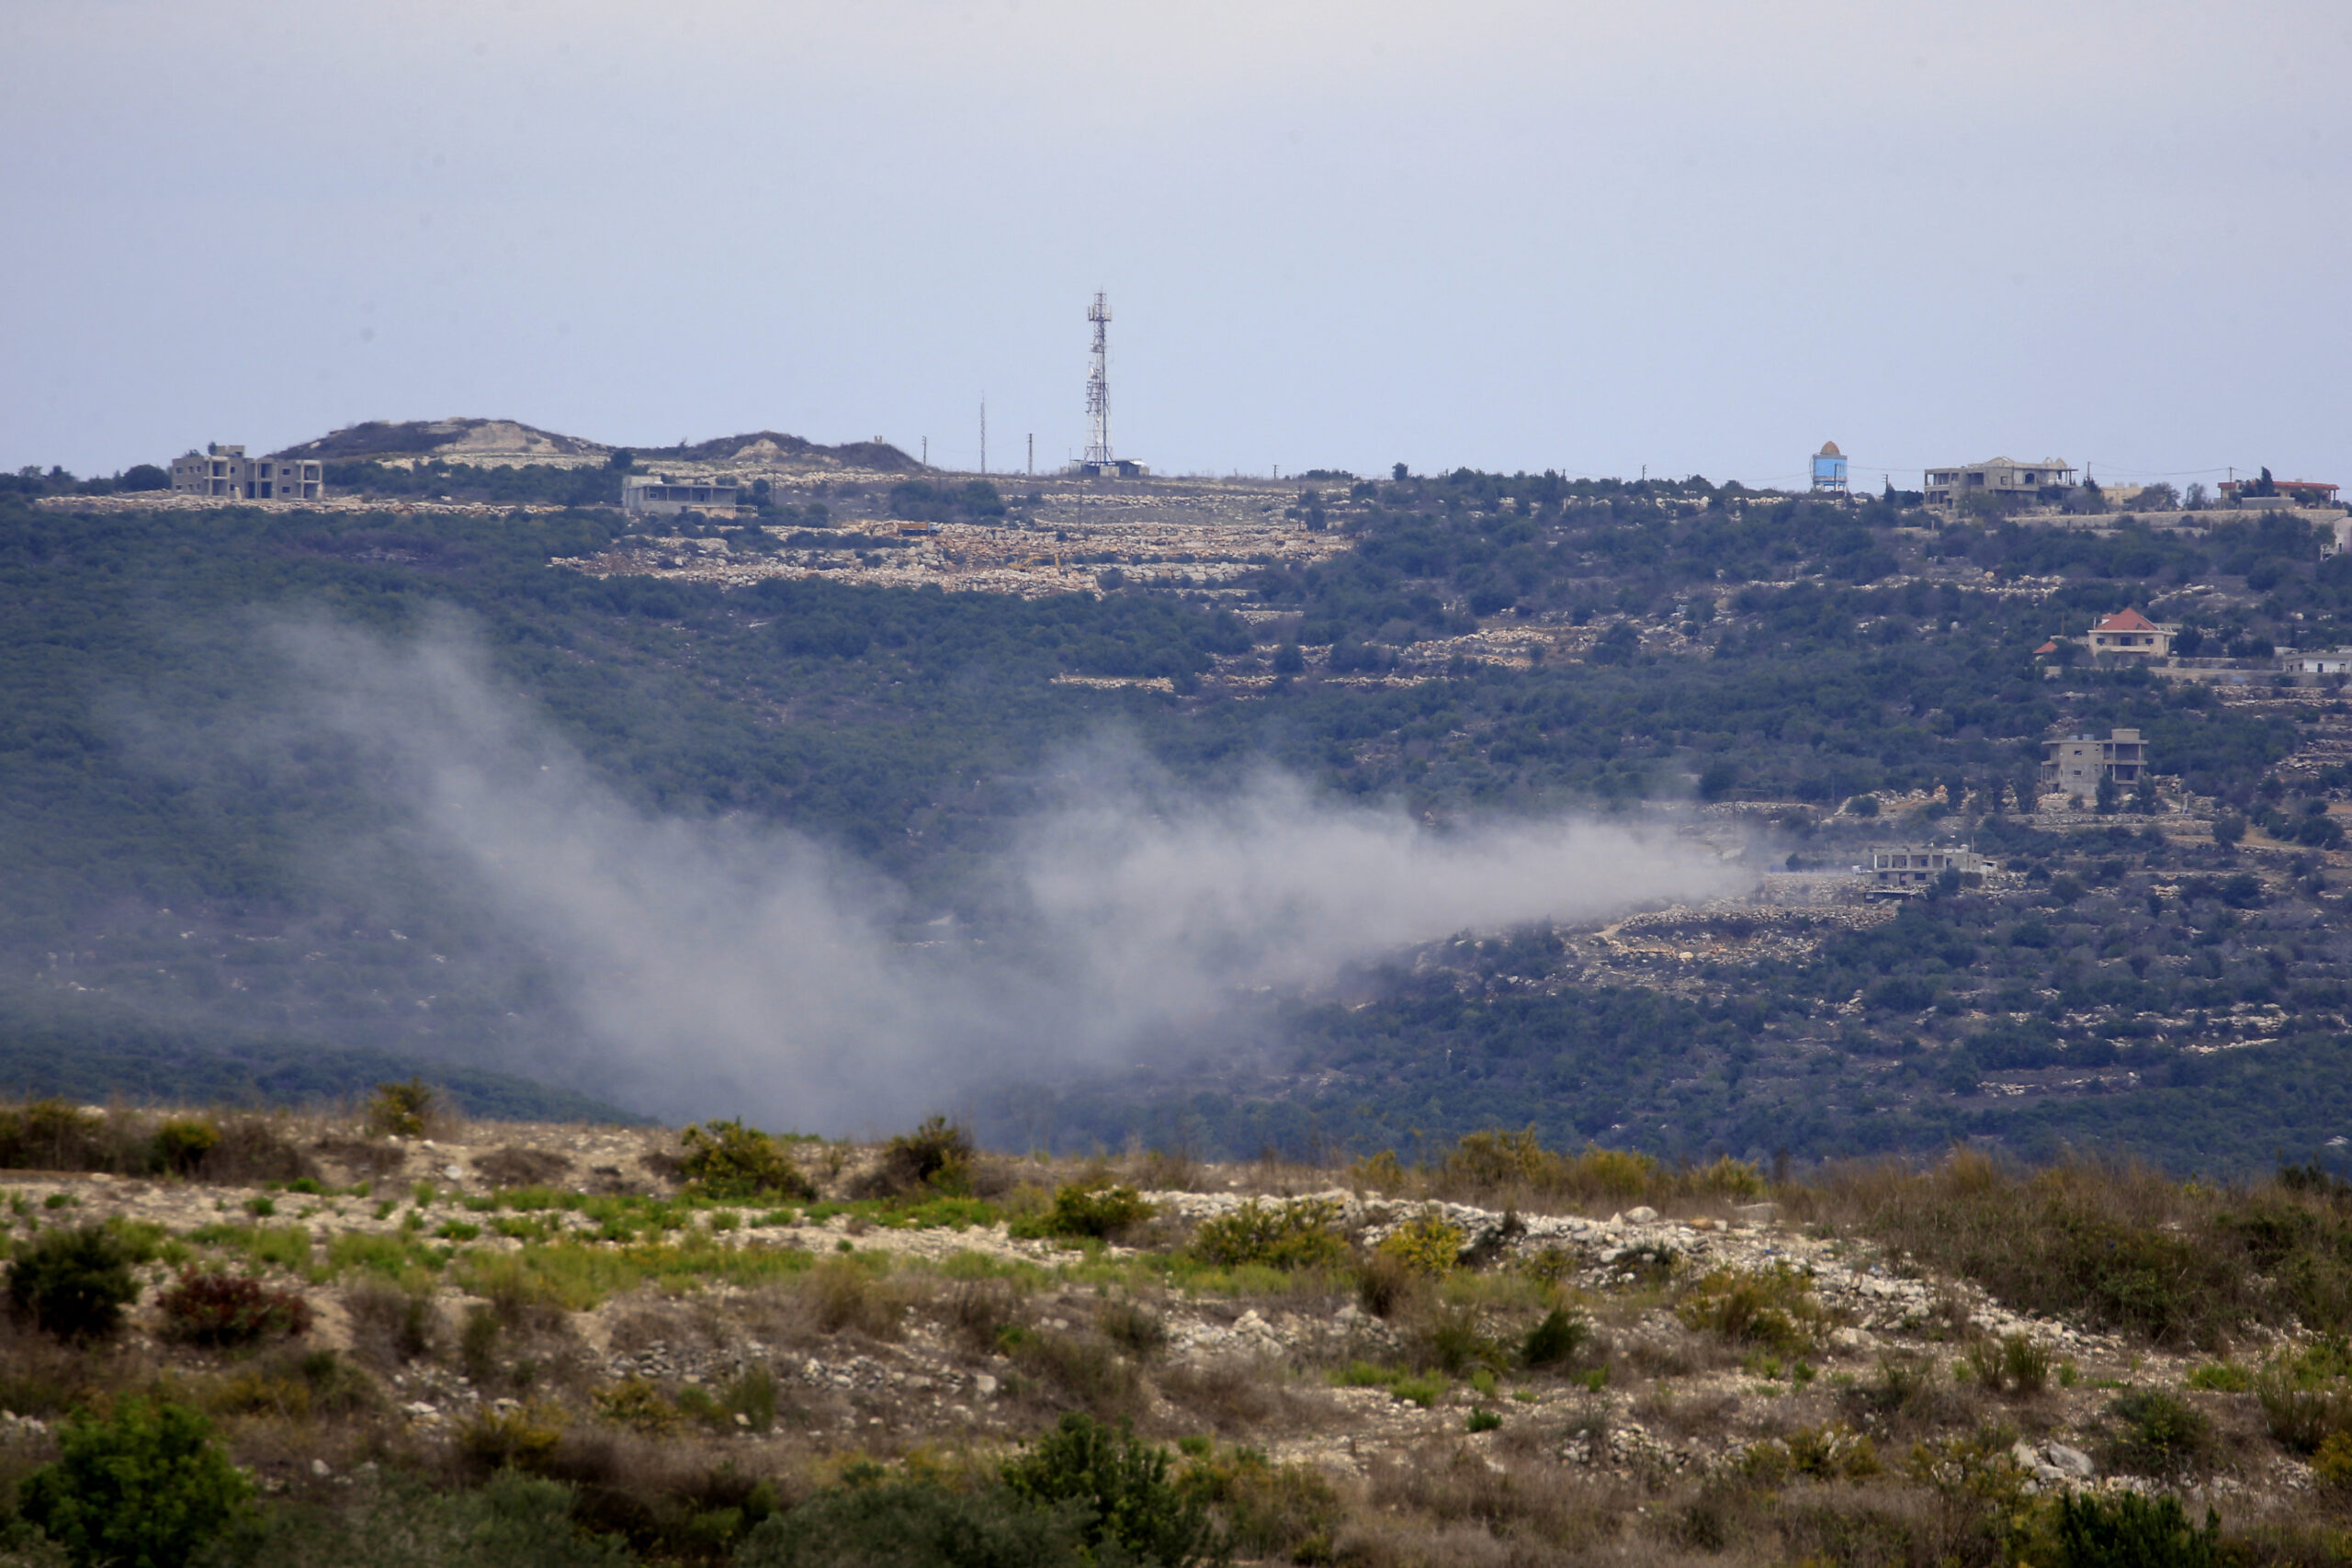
[1867,846,1994,897]
[1923,457,2075,508]
[169,445,324,501]
[2042,728,2146,802]
[622,477,741,518]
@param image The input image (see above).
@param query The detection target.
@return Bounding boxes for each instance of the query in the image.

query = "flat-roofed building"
[621,476,741,517]
[2043,728,2146,800]
[1867,845,1994,897]
[1924,457,2075,507]
[168,445,324,501]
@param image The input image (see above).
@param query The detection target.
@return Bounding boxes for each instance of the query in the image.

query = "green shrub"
[7,1224,139,1341]
[149,1117,220,1177]
[1187,1199,1348,1271]
[157,1269,311,1348]
[872,1115,975,1198]
[366,1078,437,1139]
[20,1399,254,1568]
[2313,1430,2352,1491]
[1419,1305,1509,1379]
[738,1477,1088,1568]
[2103,1389,2216,1475]
[0,1100,107,1172]
[1016,1181,1155,1241]
[1178,1446,1340,1562]
[2254,1342,2352,1453]
[1962,1332,2051,1397]
[1521,1306,1592,1371]
[1100,1300,1169,1358]
[2053,1489,2221,1568]
[1465,1408,1502,1433]
[1001,1414,1223,1567]
[2184,1361,2253,1392]
[1375,1211,1466,1275]
[678,1119,815,1201]
[1677,1263,1823,1355]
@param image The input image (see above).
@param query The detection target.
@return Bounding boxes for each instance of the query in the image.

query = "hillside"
[271,420,921,475]
[0,1103,2346,1565]
[2,477,2350,1168]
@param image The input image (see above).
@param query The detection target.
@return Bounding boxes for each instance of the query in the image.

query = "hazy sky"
[5,1,2346,488]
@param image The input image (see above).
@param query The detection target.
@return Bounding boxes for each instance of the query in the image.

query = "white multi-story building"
[168,445,324,501]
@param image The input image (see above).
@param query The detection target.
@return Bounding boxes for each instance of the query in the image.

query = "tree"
[2253,467,2278,498]
[2096,772,2120,814]
[2132,769,2160,815]
[1392,462,1409,481]
[2212,814,2245,848]
[20,1399,254,1568]
[118,464,170,492]
[1272,641,1305,675]
[1001,1415,1220,1568]
[2184,481,2209,510]
[8,1223,139,1340]
[606,447,636,472]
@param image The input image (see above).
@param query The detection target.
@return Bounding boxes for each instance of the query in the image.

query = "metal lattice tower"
[1082,291,1112,468]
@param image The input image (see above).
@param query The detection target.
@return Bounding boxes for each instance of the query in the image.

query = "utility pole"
[1027,434,1034,477]
[979,397,987,475]
[922,436,928,467]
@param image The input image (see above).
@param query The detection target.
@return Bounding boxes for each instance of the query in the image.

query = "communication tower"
[1082,292,1113,470]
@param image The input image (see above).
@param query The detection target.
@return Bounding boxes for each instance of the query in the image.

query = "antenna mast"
[1082,291,1112,469]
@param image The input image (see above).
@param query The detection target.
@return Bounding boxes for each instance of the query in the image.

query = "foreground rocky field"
[0,1098,2349,1565]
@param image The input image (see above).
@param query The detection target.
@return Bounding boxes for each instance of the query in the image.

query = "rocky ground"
[0,1106,2333,1566]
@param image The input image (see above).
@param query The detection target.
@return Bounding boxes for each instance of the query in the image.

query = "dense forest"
[1,476,2346,1169]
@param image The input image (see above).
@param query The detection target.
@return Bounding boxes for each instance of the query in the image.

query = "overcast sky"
[4,1,2346,489]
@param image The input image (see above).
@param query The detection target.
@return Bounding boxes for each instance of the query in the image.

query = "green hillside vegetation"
[2,481,2349,1168]
[0,1110,2346,1565]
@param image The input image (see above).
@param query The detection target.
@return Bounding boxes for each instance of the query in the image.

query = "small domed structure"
[1811,441,1849,494]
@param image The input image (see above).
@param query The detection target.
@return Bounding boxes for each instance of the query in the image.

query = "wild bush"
[1374,1211,1465,1275]
[149,1116,220,1176]
[2254,1339,2352,1452]
[1742,1422,1882,1483]
[1962,1331,2051,1397]
[2053,1489,2221,1568]
[1521,1306,1592,1371]
[1188,1199,1347,1271]
[678,1119,814,1201]
[2102,1389,2217,1475]
[366,1077,439,1138]
[737,1477,1088,1568]
[1802,1150,2265,1348]
[592,1377,681,1434]
[1015,1180,1155,1241]
[1001,1413,1224,1568]
[19,1399,253,1568]
[1676,1263,1823,1355]
[6,1223,140,1341]
[1009,1330,1147,1421]
[1099,1299,1169,1358]
[458,1402,568,1474]
[1179,1446,1340,1562]
[868,1115,975,1198]
[157,1269,311,1348]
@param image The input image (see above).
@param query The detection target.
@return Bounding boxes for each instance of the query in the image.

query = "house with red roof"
[2085,607,2175,660]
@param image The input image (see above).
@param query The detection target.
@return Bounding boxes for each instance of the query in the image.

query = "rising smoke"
[271,615,1742,1132]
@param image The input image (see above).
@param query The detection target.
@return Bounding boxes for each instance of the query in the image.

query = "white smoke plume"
[275,615,1743,1132]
